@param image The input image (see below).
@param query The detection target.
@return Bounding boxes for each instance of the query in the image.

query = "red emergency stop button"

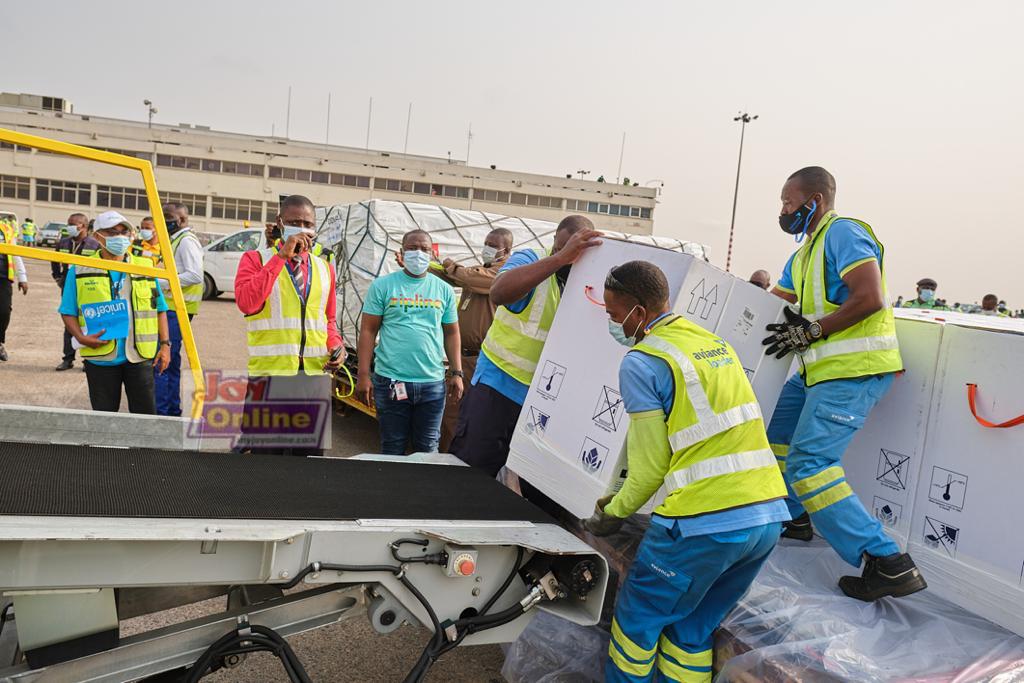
[456,556,475,576]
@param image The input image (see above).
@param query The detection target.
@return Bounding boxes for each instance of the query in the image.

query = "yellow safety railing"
[0,127,205,418]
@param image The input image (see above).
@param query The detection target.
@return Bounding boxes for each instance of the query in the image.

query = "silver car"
[38,221,67,247]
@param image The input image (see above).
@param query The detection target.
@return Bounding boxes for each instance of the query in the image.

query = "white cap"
[94,211,133,232]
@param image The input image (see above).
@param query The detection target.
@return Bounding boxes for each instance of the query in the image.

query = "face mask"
[919,288,935,302]
[102,235,131,256]
[282,225,313,242]
[403,250,431,276]
[481,245,500,265]
[139,229,154,242]
[165,220,179,233]
[779,199,817,242]
[608,305,644,347]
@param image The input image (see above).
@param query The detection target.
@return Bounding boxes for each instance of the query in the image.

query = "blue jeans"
[766,373,901,566]
[372,373,446,455]
[606,522,780,682]
[154,309,185,416]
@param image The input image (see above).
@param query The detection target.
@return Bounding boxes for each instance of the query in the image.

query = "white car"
[38,221,67,247]
[202,228,265,299]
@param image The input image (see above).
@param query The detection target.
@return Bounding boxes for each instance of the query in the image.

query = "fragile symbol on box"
[537,360,567,400]
[592,386,624,432]
[876,449,910,492]
[872,496,903,528]
[923,516,959,558]
[579,437,610,476]
[928,466,968,511]
[687,279,719,320]
[526,406,550,434]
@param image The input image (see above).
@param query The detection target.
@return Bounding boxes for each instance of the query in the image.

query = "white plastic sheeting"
[502,533,1024,682]
[314,200,707,345]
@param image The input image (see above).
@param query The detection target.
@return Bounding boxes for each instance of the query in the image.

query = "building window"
[265,202,279,221]
[97,185,150,211]
[0,174,30,200]
[202,159,221,172]
[311,171,330,184]
[474,189,510,204]
[565,198,651,219]
[36,178,90,205]
[160,191,207,217]
[211,196,263,222]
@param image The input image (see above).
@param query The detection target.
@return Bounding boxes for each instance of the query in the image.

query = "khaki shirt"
[431,257,506,352]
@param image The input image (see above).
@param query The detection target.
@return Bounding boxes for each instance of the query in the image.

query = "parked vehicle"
[202,228,264,299]
[38,221,67,247]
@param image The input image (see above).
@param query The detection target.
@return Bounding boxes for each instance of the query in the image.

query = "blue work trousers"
[766,373,900,566]
[372,373,446,455]
[154,309,185,416]
[606,522,780,683]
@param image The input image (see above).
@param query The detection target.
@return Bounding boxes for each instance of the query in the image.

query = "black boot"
[781,512,814,541]
[839,553,927,601]
[55,359,74,371]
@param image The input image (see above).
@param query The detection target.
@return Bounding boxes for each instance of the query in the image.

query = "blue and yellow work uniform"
[604,315,790,683]
[20,220,36,245]
[767,211,902,566]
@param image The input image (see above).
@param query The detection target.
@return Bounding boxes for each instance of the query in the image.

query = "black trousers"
[84,360,156,414]
[450,381,564,519]
[63,329,75,362]
[0,279,11,345]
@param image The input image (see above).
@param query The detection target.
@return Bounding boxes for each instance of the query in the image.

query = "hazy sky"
[5,1,1023,305]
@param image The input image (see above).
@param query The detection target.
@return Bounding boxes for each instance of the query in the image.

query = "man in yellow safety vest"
[762,166,926,601]
[0,218,28,362]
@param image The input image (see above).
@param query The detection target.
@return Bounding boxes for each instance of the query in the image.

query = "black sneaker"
[55,360,74,371]
[781,512,814,541]
[839,553,927,601]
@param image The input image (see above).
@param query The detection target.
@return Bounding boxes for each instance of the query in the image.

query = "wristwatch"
[158,339,172,347]
[807,321,824,341]
[446,369,465,379]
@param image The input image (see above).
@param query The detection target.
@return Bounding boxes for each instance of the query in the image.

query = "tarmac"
[0,259,506,681]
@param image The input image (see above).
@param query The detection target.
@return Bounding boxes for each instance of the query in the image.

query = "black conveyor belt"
[0,442,551,523]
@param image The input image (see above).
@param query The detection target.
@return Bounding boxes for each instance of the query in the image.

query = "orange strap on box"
[966,383,1024,428]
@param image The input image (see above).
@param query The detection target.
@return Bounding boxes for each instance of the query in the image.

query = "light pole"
[577,170,590,180]
[726,111,757,273]
[143,99,158,129]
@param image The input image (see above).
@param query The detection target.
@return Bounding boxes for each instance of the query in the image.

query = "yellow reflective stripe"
[839,256,877,278]
[803,481,854,513]
[769,443,789,457]
[611,618,656,662]
[608,641,654,677]
[656,654,712,682]
[657,638,711,668]
[793,465,845,497]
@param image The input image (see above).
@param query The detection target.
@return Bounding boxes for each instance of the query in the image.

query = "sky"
[4,1,1023,305]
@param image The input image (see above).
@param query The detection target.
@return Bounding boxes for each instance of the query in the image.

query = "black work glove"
[762,306,816,359]
[583,495,624,537]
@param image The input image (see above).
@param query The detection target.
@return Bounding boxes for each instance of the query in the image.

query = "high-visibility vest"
[789,212,903,386]
[57,239,99,259]
[245,249,331,376]
[0,223,15,281]
[131,239,162,265]
[75,255,160,362]
[21,221,36,237]
[479,249,560,386]
[632,317,788,518]
[166,229,203,315]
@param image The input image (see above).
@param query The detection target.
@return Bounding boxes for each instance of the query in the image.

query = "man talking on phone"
[234,194,346,455]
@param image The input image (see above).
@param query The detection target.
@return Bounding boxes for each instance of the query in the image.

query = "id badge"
[393,382,408,401]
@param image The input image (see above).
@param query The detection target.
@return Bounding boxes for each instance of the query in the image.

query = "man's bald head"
[555,214,594,236]
[786,167,836,208]
[749,269,771,290]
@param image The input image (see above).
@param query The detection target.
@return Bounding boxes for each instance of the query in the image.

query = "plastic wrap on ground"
[715,537,1024,682]
[313,200,708,344]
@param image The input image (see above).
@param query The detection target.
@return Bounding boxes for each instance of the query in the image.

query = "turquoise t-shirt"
[363,270,458,383]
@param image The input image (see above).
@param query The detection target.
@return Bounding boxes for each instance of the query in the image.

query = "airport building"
[0,92,657,236]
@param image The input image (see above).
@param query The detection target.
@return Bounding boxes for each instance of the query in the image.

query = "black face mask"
[555,264,572,289]
[166,220,179,234]
[778,199,817,238]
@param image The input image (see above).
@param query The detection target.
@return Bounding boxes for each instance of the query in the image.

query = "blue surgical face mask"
[919,288,935,302]
[282,225,313,242]
[607,305,643,347]
[139,229,154,242]
[103,235,131,256]
[403,249,431,276]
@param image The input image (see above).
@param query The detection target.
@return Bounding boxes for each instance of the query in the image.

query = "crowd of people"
[0,166,1005,679]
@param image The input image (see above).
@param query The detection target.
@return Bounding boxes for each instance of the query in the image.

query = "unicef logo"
[84,307,97,319]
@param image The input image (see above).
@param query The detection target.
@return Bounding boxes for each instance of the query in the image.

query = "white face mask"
[139,229,154,242]
[481,245,500,265]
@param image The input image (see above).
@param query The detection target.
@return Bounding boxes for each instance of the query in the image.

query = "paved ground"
[1,259,506,681]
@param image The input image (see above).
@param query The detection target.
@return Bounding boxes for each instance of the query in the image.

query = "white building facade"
[0,93,656,236]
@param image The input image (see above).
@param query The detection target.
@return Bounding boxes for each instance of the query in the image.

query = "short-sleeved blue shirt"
[363,270,458,383]
[59,265,169,366]
[621,321,790,537]
[777,218,881,305]
[474,248,546,405]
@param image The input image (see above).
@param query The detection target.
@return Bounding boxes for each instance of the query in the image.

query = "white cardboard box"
[506,240,790,518]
